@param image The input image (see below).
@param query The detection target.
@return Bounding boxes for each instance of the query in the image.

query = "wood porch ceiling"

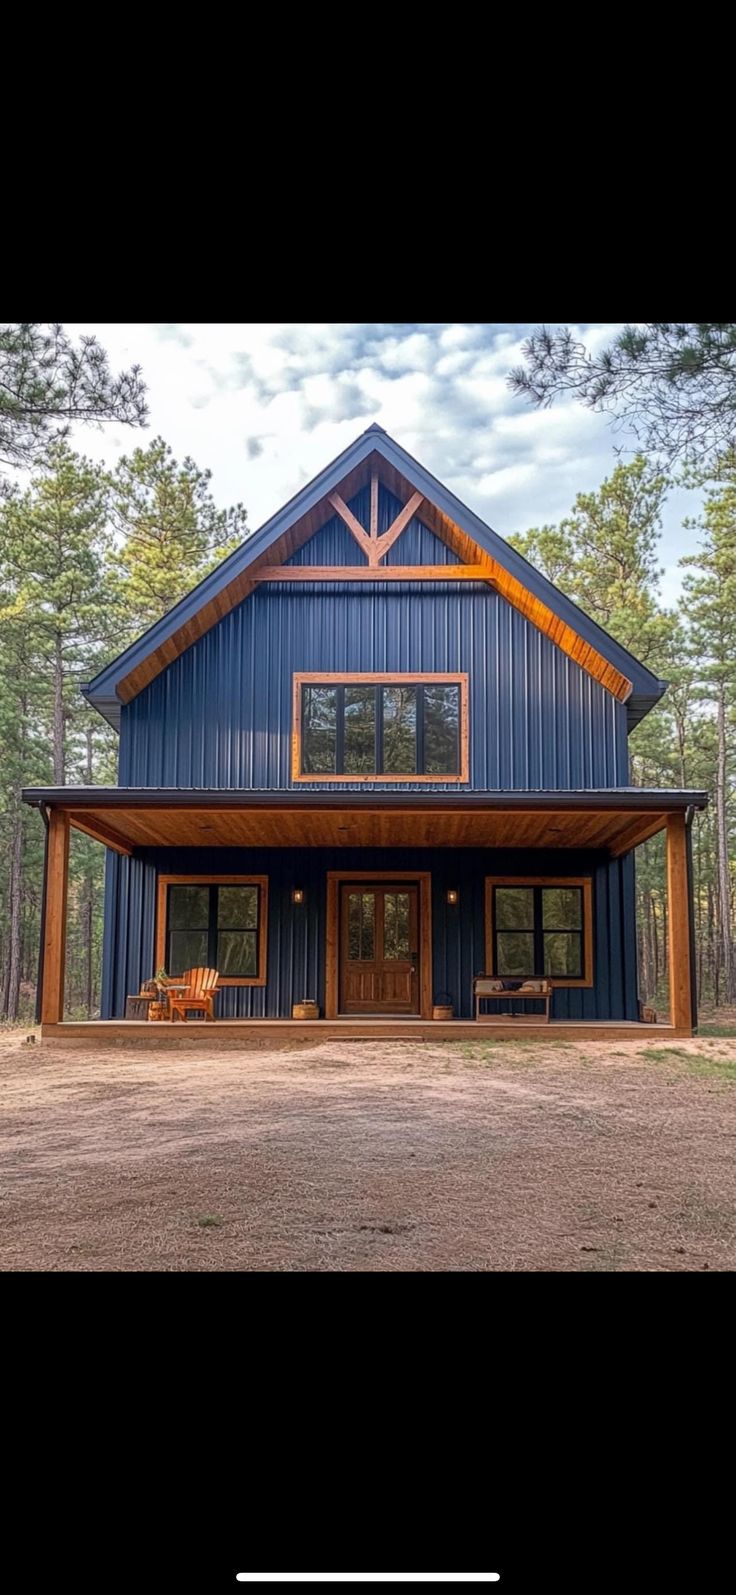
[47,799,686,858]
[115,450,633,706]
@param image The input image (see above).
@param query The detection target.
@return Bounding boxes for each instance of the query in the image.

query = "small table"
[156,981,189,1020]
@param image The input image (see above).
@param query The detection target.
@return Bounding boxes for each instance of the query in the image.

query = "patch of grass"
[642,1046,736,1082]
[698,1024,736,1038]
[195,1214,224,1229]
[643,1046,694,1062]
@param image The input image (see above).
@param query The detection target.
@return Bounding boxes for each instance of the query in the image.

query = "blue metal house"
[24,426,707,1038]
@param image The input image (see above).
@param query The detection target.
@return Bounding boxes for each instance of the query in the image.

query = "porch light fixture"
[291,888,305,905]
[446,889,459,906]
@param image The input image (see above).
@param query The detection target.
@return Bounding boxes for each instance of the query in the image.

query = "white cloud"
[55,321,692,599]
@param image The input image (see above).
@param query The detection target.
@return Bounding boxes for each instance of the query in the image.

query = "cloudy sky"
[63,323,702,604]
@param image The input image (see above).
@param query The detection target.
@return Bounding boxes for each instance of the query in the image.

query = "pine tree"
[0,323,146,483]
[1,443,112,781]
[108,438,249,636]
[508,323,736,470]
[510,455,672,666]
[681,459,736,1001]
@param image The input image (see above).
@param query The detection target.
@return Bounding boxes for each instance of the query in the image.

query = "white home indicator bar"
[236,1578,500,1585]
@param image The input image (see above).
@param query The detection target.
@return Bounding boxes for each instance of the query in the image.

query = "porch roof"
[22,786,708,857]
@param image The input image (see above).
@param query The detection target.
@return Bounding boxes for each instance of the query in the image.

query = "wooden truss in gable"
[324,472,426,566]
[116,454,634,706]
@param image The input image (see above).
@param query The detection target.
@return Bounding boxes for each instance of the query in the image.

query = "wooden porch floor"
[40,1018,691,1044]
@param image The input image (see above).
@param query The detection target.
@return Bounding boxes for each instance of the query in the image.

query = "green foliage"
[510,454,673,664]
[514,453,736,1013]
[108,438,248,636]
[0,323,147,482]
[0,428,250,1019]
[508,323,736,470]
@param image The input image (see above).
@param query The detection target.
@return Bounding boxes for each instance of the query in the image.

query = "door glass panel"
[383,892,410,960]
[344,687,376,773]
[542,888,582,929]
[544,931,582,977]
[302,686,337,774]
[347,892,374,960]
[495,887,534,929]
[424,684,460,775]
[496,931,535,976]
[382,687,417,773]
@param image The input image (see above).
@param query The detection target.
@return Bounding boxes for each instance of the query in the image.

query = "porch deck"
[40,1018,691,1044]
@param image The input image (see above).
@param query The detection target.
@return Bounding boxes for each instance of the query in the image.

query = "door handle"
[410,950,418,971]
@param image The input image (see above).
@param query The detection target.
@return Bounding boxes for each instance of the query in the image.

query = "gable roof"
[84,424,666,732]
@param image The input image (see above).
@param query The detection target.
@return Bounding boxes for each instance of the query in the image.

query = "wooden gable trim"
[374,490,425,560]
[255,565,495,582]
[327,492,374,561]
[369,470,379,540]
[329,485,425,567]
[116,448,633,707]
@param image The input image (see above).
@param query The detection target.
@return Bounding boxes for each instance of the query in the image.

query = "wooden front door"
[339,883,420,1014]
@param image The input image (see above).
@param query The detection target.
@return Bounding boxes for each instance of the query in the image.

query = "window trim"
[292,672,469,783]
[484,876,594,989]
[155,874,269,987]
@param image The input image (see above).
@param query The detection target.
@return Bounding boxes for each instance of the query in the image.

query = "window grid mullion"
[208,887,218,970]
[376,686,384,774]
[416,685,425,774]
[335,686,345,775]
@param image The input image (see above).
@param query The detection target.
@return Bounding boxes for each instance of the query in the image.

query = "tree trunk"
[715,682,733,1004]
[696,820,704,1003]
[53,630,65,785]
[84,726,94,1015]
[4,805,24,1021]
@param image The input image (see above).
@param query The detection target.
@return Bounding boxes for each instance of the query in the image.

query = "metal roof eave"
[22,786,709,813]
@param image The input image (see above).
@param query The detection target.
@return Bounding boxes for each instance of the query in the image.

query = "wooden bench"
[473,976,552,1022]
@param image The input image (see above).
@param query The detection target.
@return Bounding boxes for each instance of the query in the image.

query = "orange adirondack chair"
[168,967,219,1022]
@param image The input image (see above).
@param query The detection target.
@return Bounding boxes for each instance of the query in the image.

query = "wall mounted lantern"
[446,889,459,906]
[291,888,305,905]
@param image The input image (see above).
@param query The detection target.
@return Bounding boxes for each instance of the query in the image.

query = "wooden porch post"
[667,812,693,1033]
[41,809,70,1024]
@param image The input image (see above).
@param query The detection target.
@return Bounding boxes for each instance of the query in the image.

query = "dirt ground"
[2,1028,735,1271]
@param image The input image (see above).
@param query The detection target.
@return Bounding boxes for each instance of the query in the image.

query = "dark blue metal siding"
[118,490,629,791]
[101,846,639,1022]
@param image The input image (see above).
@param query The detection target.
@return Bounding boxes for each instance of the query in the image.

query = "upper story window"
[292,673,469,782]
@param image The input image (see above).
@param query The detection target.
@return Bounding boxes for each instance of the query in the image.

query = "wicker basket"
[292,1001,319,1020]
[432,1004,454,1020]
[148,1001,166,1022]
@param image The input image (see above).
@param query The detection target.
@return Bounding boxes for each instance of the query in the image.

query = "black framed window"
[492,884,584,979]
[301,682,461,776]
[167,882,260,978]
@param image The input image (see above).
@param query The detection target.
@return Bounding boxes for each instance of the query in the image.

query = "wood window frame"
[292,672,469,783]
[326,870,433,1019]
[484,875,594,989]
[155,874,269,987]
